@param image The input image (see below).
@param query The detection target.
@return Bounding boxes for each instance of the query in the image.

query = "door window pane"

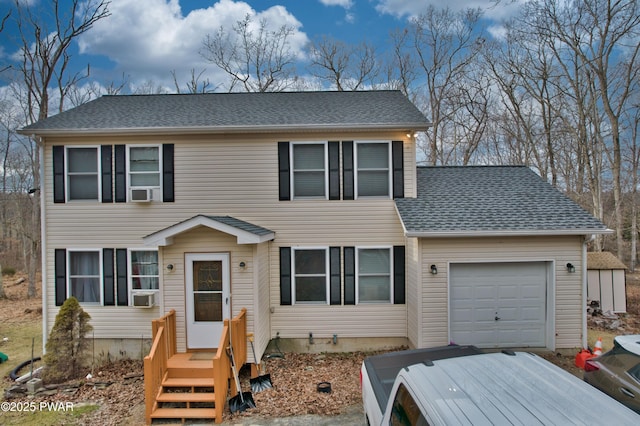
[193,261,223,322]
[67,148,99,200]
[69,251,100,303]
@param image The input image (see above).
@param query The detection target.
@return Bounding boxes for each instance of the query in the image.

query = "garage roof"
[395,166,611,237]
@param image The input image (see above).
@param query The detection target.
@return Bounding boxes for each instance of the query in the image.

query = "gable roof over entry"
[395,166,611,237]
[143,215,275,246]
[19,90,430,136]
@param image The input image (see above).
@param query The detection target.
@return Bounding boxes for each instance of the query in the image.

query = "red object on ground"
[575,349,595,369]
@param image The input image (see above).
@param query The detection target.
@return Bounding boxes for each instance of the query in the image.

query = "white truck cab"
[362,348,640,425]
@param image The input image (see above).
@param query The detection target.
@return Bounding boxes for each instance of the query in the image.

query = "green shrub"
[42,297,93,384]
[1,266,16,276]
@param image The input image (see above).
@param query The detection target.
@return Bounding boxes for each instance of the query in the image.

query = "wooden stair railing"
[144,308,248,424]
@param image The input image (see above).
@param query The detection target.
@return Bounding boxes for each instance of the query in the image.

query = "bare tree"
[401,6,486,165]
[533,0,640,258]
[308,36,380,90]
[201,14,299,92]
[11,0,110,298]
[171,69,219,94]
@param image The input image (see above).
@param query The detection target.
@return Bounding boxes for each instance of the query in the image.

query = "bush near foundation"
[42,297,93,383]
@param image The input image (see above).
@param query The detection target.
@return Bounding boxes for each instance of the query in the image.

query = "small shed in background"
[587,252,627,313]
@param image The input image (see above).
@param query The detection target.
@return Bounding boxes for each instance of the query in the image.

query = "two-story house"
[21,90,610,364]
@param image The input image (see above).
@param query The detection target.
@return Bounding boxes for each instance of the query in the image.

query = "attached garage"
[449,262,550,348]
[395,166,613,351]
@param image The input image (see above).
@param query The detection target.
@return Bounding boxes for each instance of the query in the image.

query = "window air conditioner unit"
[130,188,152,202]
[132,292,155,308]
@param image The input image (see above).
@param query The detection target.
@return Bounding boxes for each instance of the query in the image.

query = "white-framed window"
[68,249,102,304]
[293,247,329,304]
[357,247,392,303]
[291,142,327,199]
[128,145,161,189]
[355,141,391,198]
[66,146,100,201]
[129,249,159,297]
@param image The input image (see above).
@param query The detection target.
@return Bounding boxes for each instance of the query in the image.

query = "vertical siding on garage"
[419,236,584,350]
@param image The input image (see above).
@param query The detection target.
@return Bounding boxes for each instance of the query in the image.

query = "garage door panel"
[450,262,547,348]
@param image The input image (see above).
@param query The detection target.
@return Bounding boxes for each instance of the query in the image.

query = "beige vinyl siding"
[42,131,411,343]
[419,236,584,350]
[405,237,420,347]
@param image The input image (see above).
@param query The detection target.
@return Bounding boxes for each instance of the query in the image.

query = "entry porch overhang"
[143,215,275,246]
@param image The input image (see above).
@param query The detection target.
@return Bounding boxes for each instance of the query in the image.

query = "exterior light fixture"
[239,261,246,268]
[566,263,575,273]
[166,264,174,271]
[430,264,438,275]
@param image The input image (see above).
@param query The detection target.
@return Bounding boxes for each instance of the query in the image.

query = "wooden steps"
[150,407,218,420]
[149,352,222,424]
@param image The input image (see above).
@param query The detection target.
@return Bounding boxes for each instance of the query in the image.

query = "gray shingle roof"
[202,215,274,237]
[20,90,429,135]
[395,166,610,236]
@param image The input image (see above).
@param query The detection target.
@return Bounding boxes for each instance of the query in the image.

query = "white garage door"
[450,262,547,348]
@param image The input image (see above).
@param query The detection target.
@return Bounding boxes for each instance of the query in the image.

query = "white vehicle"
[361,345,640,425]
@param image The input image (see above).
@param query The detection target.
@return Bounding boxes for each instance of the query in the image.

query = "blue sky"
[0,0,521,92]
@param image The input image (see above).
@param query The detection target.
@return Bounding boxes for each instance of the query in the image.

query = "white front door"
[185,253,230,349]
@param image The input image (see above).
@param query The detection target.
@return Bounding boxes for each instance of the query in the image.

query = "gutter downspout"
[581,234,596,349]
[39,140,47,354]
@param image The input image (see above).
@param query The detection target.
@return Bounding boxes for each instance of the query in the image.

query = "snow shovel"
[227,328,255,413]
[248,333,273,393]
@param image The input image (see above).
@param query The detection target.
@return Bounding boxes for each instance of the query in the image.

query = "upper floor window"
[67,147,100,201]
[68,250,101,304]
[292,142,327,198]
[130,250,159,294]
[128,146,160,188]
[357,247,392,303]
[355,142,390,197]
[293,248,328,304]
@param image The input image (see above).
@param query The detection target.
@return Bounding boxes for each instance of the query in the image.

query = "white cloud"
[373,0,521,20]
[318,0,354,7]
[77,0,308,89]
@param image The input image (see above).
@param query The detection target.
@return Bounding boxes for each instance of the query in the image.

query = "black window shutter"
[116,248,128,306]
[279,247,292,305]
[343,246,355,305]
[114,145,126,202]
[278,142,290,201]
[54,249,67,306]
[342,141,354,200]
[328,142,340,200]
[329,247,341,304]
[162,144,175,202]
[101,145,113,203]
[392,141,404,199]
[393,246,406,304]
[103,248,115,306]
[53,146,65,203]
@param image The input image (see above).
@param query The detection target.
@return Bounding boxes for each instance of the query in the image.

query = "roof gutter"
[404,228,614,238]
[18,123,431,137]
